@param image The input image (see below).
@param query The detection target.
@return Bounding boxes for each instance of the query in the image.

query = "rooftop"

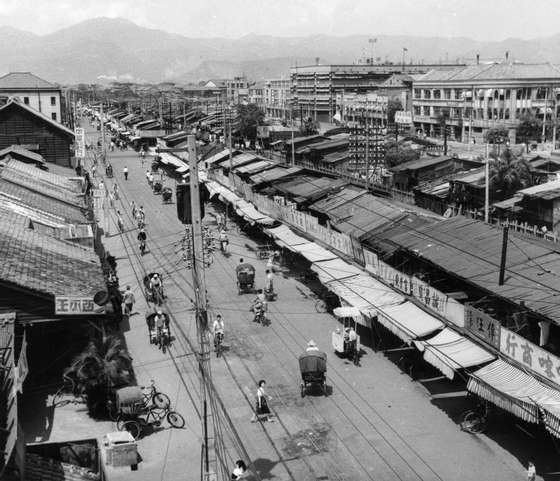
[417,63,560,83]
[0,99,74,137]
[0,146,45,165]
[0,72,58,90]
[390,155,454,172]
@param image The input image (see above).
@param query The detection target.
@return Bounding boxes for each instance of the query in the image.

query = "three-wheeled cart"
[299,350,327,397]
[236,263,255,294]
[143,272,164,305]
[331,306,362,365]
[152,173,164,194]
[162,187,173,203]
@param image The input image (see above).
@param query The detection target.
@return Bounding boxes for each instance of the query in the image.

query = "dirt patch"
[281,422,333,457]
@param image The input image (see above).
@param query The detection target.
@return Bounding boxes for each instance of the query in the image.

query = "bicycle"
[141,380,171,409]
[214,332,224,357]
[460,401,489,434]
[118,405,185,440]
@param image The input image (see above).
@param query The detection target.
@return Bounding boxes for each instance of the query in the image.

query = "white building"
[0,72,62,122]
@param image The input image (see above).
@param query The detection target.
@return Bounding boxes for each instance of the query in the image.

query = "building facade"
[291,63,461,123]
[412,62,560,143]
[264,78,291,119]
[0,72,62,122]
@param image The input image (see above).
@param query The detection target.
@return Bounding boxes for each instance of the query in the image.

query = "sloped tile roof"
[3,158,83,193]
[0,99,74,137]
[25,453,100,481]
[417,63,560,83]
[0,209,104,297]
[0,72,57,90]
[0,146,45,164]
[0,181,88,224]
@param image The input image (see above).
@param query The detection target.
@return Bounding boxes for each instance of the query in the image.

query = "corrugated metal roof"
[390,156,453,172]
[309,186,365,214]
[272,176,347,203]
[218,152,258,168]
[526,188,560,200]
[234,160,275,175]
[250,166,303,185]
[384,216,560,324]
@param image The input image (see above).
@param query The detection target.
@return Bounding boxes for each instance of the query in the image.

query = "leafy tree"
[516,114,542,152]
[484,126,509,145]
[236,103,264,141]
[63,335,133,417]
[489,148,533,199]
[300,117,319,136]
[386,98,403,124]
[384,143,421,168]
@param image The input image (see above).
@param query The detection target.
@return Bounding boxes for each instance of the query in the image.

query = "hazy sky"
[1,0,560,40]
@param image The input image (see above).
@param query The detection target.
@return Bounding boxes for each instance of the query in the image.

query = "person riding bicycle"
[150,273,163,298]
[252,290,267,323]
[137,227,147,251]
[218,229,229,252]
[154,309,167,337]
[137,206,146,228]
[213,314,225,349]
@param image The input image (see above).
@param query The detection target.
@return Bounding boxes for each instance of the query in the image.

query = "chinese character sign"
[410,277,448,316]
[75,127,85,159]
[55,296,104,315]
[500,327,560,387]
[465,304,501,348]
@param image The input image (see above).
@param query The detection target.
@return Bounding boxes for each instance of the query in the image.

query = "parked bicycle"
[460,401,490,434]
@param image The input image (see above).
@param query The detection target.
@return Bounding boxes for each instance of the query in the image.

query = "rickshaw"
[151,158,160,173]
[331,306,362,366]
[145,309,171,351]
[162,187,173,204]
[236,262,255,294]
[143,273,164,305]
[105,163,113,178]
[299,347,327,397]
[114,383,184,440]
[152,172,164,194]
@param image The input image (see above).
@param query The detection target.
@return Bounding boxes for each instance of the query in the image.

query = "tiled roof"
[0,181,88,224]
[0,209,104,297]
[3,158,83,193]
[0,72,57,90]
[0,146,45,164]
[390,156,454,172]
[417,63,560,83]
[25,453,100,481]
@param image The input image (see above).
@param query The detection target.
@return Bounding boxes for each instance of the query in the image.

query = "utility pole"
[484,143,490,223]
[187,136,216,481]
[365,114,370,191]
[542,86,549,143]
[498,225,509,286]
[443,116,448,155]
[100,102,106,163]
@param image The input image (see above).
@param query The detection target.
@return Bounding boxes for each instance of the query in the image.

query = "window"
[455,89,463,100]
[51,112,57,121]
[414,106,421,116]
[423,106,430,116]
[423,89,431,99]
[51,96,56,106]
[444,89,451,100]
[23,97,29,105]
[433,89,441,99]
[414,89,421,99]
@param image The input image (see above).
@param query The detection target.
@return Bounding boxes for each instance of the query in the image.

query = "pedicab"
[236,262,255,294]
[152,172,164,194]
[143,273,164,305]
[145,308,171,350]
[151,158,160,173]
[162,186,173,204]
[331,306,362,366]
[299,342,327,397]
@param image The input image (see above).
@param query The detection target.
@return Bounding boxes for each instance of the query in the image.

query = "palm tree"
[489,148,533,199]
[64,335,133,417]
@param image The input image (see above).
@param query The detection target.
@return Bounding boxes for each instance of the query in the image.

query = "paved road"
[88,122,549,481]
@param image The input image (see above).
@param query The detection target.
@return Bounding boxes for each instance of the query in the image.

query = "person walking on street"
[122,286,136,316]
[91,165,97,178]
[231,460,247,480]
[131,201,137,220]
[250,380,274,422]
[145,170,150,184]
[116,210,124,233]
[113,183,119,200]
[527,461,536,481]
[123,166,129,180]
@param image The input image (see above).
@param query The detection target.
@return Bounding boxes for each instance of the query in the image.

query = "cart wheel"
[300,383,305,398]
[167,410,186,428]
[120,420,141,440]
[315,300,327,313]
[152,392,171,409]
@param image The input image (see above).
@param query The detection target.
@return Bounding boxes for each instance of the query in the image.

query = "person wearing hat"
[122,285,136,316]
[306,340,319,352]
[213,314,225,351]
[154,308,167,334]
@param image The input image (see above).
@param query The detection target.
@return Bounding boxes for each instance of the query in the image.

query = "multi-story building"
[264,78,291,119]
[291,63,461,123]
[0,72,62,122]
[248,82,265,109]
[412,61,560,143]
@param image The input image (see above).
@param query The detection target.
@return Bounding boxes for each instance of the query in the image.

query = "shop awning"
[326,274,404,319]
[219,188,241,205]
[377,301,444,345]
[264,224,309,250]
[176,166,189,174]
[311,258,362,283]
[235,200,275,226]
[467,359,560,424]
[414,328,495,380]
[292,242,338,263]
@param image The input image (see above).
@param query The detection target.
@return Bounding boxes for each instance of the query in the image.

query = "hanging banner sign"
[55,296,104,315]
[500,327,560,387]
[410,276,448,316]
[465,304,501,348]
[75,127,85,158]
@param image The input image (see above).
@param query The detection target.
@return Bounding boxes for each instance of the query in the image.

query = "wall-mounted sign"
[75,127,85,158]
[465,304,501,348]
[55,296,104,315]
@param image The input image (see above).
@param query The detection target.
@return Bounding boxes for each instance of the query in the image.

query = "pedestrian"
[250,379,274,423]
[131,200,137,219]
[113,183,119,200]
[92,165,97,178]
[265,269,273,293]
[122,285,136,316]
[231,460,247,480]
[145,170,150,184]
[116,210,124,233]
[123,166,129,180]
[527,461,536,481]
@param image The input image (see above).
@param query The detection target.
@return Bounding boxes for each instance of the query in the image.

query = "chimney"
[505,51,509,62]
[315,57,320,66]
[476,54,480,65]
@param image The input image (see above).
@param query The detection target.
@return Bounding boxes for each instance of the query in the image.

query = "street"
[90,122,543,481]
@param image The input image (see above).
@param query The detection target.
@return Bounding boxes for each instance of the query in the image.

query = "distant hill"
[1,17,560,84]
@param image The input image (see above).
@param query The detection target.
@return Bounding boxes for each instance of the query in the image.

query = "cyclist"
[252,290,267,323]
[137,206,146,229]
[218,229,229,253]
[213,314,225,350]
[137,227,147,254]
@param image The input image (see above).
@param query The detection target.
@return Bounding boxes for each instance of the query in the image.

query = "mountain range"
[2,17,560,84]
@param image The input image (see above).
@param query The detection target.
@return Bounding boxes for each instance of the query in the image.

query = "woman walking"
[250,380,274,423]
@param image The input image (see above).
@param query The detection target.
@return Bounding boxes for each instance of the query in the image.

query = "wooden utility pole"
[484,143,490,224]
[187,136,216,481]
[100,102,106,163]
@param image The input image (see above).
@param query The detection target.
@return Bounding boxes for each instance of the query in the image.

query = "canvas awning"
[234,200,275,225]
[310,258,362,284]
[467,359,560,426]
[219,188,241,205]
[291,242,338,263]
[377,301,444,345]
[414,328,495,380]
[326,274,404,319]
[264,224,308,251]
[176,166,189,174]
